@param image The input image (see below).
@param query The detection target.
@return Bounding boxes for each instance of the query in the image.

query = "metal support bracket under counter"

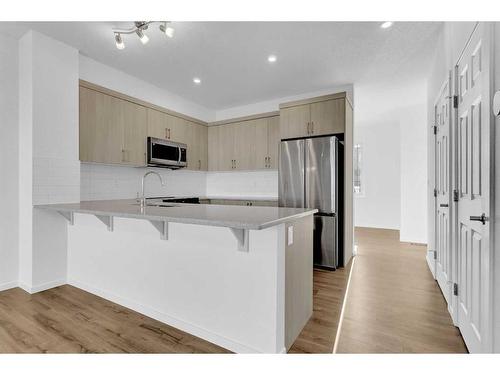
[148,220,169,240]
[229,228,249,252]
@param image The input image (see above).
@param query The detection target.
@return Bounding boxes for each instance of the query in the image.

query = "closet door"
[434,74,453,309]
[455,23,492,353]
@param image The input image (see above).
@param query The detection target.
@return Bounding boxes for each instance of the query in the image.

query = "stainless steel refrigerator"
[279,136,344,269]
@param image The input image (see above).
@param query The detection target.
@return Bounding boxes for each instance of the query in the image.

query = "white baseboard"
[67,278,267,353]
[0,281,18,292]
[18,278,66,294]
[426,252,436,279]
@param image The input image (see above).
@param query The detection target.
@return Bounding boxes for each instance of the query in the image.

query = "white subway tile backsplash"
[80,164,278,201]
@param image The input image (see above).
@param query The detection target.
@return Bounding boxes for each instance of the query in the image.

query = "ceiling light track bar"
[112,21,174,49]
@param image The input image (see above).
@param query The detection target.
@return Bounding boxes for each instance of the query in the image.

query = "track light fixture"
[112,21,174,50]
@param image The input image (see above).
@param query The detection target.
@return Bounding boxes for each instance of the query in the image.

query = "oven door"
[147,137,187,168]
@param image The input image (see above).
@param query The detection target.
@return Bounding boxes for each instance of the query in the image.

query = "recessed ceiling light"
[268,55,277,63]
[193,77,201,84]
[380,21,393,29]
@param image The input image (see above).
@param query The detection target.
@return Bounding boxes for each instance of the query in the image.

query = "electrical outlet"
[287,226,294,246]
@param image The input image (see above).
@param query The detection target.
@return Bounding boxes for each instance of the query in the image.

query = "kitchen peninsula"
[35,200,317,353]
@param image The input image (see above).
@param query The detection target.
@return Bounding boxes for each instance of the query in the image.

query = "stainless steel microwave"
[147,137,187,169]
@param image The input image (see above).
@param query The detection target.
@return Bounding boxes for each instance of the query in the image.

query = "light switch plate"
[287,226,294,246]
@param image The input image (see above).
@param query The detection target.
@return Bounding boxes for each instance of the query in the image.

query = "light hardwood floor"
[0,227,466,353]
[335,227,468,353]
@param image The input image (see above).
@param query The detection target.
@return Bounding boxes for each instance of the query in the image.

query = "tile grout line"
[332,254,356,354]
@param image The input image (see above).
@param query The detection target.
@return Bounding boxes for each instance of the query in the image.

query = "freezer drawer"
[313,215,337,269]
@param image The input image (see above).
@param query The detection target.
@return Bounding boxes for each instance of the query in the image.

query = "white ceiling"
[0,21,441,110]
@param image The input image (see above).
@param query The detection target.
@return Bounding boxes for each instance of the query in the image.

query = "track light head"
[136,28,149,44]
[160,22,175,38]
[114,33,125,50]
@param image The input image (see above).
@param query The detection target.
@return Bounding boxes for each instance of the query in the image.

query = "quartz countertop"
[35,199,316,230]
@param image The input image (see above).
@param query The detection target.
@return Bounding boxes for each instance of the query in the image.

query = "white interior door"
[455,22,492,353]
[435,75,453,306]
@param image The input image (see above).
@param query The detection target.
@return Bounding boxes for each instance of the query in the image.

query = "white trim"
[0,281,18,292]
[332,256,356,353]
[67,278,266,354]
[426,251,436,279]
[18,278,66,294]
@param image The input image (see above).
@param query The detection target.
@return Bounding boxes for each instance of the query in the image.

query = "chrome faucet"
[140,171,165,208]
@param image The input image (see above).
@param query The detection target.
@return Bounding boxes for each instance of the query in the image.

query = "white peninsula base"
[65,213,313,353]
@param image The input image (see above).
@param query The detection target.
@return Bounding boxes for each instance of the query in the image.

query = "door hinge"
[453,283,459,296]
[453,95,458,109]
[433,188,438,198]
[433,125,437,135]
[433,250,437,260]
[453,190,459,202]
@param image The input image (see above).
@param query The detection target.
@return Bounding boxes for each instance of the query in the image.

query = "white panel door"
[435,75,453,307]
[455,23,492,353]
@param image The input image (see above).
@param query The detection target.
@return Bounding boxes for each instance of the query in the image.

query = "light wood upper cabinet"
[147,108,169,140]
[121,100,147,166]
[267,116,280,169]
[216,124,236,171]
[280,104,310,139]
[208,126,219,171]
[80,82,208,169]
[207,114,280,171]
[79,86,146,166]
[186,122,208,171]
[279,94,348,139]
[310,98,345,136]
[254,119,269,169]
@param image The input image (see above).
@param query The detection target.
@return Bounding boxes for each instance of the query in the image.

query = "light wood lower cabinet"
[208,115,280,171]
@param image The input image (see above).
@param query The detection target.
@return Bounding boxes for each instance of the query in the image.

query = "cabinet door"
[121,101,147,166]
[310,98,345,136]
[80,87,123,164]
[185,122,208,171]
[280,104,310,139]
[267,116,280,169]
[198,124,208,170]
[167,115,189,144]
[147,108,169,140]
[217,124,236,171]
[208,126,219,171]
[234,120,258,171]
[254,119,269,169]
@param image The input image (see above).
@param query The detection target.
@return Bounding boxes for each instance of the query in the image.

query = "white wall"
[0,33,19,290]
[19,30,80,292]
[354,123,400,230]
[400,88,428,243]
[354,80,428,243]
[79,55,214,122]
[215,84,353,121]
